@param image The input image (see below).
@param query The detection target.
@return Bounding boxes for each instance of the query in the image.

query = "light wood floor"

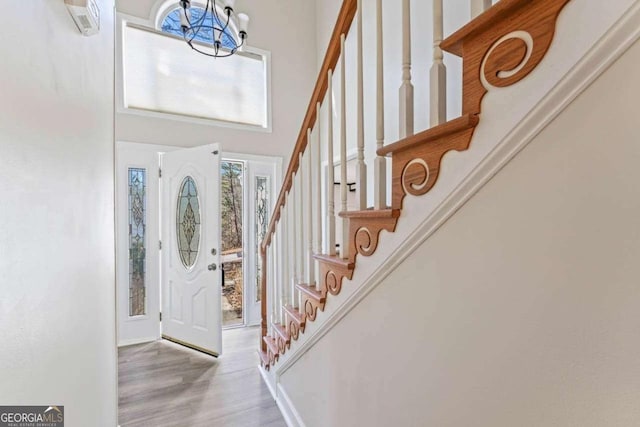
[118,327,285,427]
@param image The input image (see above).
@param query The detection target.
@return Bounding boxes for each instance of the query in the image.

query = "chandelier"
[177,0,249,58]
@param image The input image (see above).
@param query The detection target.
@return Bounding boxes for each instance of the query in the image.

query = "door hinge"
[159,312,162,321]
[159,168,162,178]
[159,240,162,250]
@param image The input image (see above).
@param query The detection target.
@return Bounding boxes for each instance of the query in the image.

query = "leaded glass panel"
[129,168,146,317]
[176,176,201,268]
[255,176,269,302]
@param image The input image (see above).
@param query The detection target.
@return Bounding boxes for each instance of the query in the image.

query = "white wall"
[115,0,318,161]
[279,36,640,427]
[0,1,117,426]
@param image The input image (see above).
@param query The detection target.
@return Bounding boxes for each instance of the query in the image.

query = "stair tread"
[441,0,529,56]
[338,208,401,219]
[263,336,279,354]
[273,323,290,342]
[313,253,355,270]
[296,283,325,302]
[378,114,479,157]
[283,305,306,324]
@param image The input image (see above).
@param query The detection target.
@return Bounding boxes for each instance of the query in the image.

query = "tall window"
[255,176,269,302]
[128,168,146,316]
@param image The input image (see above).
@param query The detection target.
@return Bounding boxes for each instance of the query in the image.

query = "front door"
[161,143,222,356]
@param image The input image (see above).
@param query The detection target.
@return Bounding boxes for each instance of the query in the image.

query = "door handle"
[208,263,217,271]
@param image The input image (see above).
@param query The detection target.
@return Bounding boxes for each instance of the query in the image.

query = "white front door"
[161,143,222,356]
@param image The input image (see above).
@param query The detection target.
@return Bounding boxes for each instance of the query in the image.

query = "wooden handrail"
[261,0,357,251]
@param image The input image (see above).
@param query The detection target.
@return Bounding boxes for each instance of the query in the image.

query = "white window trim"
[116,11,273,133]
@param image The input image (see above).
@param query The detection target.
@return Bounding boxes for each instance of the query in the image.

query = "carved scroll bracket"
[341,210,401,264]
[441,0,572,115]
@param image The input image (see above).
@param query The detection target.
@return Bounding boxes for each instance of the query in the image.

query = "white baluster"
[272,229,279,325]
[430,0,447,127]
[314,102,323,289]
[289,179,298,308]
[339,34,350,260]
[471,0,492,18]
[355,0,367,210]
[272,236,279,325]
[281,204,289,311]
[306,129,315,286]
[374,0,387,210]
[297,153,305,292]
[400,0,414,139]
[268,242,274,335]
[276,216,287,325]
[272,241,277,324]
[326,70,337,256]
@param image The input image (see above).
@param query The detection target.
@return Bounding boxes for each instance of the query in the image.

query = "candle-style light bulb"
[238,13,249,38]
[225,0,236,12]
[180,7,190,32]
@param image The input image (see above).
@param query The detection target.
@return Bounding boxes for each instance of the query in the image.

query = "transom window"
[118,2,269,130]
[161,7,235,49]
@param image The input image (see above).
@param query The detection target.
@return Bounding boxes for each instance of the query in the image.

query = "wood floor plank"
[118,327,285,427]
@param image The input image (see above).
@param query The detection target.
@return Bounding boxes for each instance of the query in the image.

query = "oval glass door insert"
[176,176,201,268]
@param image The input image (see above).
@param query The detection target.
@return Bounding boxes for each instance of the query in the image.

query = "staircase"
[259,0,573,370]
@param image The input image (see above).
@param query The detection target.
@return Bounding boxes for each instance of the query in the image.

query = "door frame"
[115,142,179,347]
[116,142,281,346]
[221,152,283,328]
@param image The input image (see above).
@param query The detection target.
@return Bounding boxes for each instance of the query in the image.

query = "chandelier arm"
[183,4,209,44]
[219,8,231,34]
[211,0,223,28]
[184,28,239,57]
[188,42,238,58]
[183,0,208,30]
[213,0,235,46]
[178,0,244,57]
[186,26,205,45]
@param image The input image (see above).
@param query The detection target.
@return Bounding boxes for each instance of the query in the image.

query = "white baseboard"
[275,383,306,427]
[259,365,277,401]
[259,365,305,427]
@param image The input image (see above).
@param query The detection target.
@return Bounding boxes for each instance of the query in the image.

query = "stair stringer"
[260,0,640,386]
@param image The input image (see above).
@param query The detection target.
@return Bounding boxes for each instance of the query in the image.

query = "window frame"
[116,11,272,133]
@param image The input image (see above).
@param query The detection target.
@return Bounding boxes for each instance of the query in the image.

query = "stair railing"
[259,0,494,359]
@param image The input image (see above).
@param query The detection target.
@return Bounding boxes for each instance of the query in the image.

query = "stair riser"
[348,217,399,263]
[302,297,325,322]
[318,261,354,296]
[286,318,304,341]
[443,0,572,115]
[391,127,476,210]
